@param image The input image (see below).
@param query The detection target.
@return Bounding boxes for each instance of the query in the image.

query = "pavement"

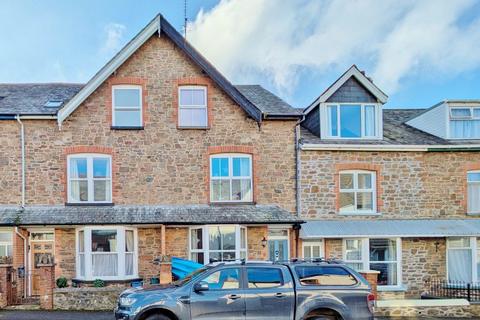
[0,310,114,320]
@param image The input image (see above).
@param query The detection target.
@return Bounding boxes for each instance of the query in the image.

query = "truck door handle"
[275,293,286,298]
[228,294,241,300]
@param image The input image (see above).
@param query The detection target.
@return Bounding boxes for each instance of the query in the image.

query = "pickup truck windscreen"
[294,265,358,286]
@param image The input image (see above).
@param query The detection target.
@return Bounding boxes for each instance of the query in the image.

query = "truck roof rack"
[274,258,344,264]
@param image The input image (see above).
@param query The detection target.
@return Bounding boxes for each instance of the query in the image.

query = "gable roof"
[304,65,388,114]
[0,83,83,115]
[235,85,303,118]
[57,14,295,124]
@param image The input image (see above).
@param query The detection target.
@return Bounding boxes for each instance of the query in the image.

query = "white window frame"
[302,239,324,259]
[343,237,402,290]
[338,170,377,215]
[468,171,480,214]
[210,154,253,203]
[67,154,112,204]
[178,85,208,128]
[0,231,12,257]
[446,237,477,283]
[320,103,383,140]
[75,226,138,281]
[189,225,247,265]
[112,85,143,127]
[448,106,480,139]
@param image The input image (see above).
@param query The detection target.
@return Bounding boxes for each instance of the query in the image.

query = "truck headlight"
[119,296,137,306]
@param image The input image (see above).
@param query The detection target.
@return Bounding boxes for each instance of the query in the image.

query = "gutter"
[301,143,480,152]
[0,114,57,120]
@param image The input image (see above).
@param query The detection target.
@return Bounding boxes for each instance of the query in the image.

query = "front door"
[190,267,245,320]
[268,240,288,262]
[30,231,54,296]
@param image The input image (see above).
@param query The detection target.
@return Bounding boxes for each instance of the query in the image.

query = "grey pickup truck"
[115,260,375,320]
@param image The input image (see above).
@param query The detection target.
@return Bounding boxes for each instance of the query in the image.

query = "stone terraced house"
[299,65,480,299]
[0,14,303,304]
[0,12,479,310]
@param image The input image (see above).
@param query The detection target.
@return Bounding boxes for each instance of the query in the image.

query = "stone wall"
[300,150,480,219]
[55,228,76,280]
[53,287,124,311]
[324,239,342,260]
[0,34,296,212]
[375,300,480,318]
[247,226,268,260]
[165,227,188,259]
[138,227,163,280]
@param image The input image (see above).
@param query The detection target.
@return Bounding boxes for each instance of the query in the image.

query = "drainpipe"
[14,227,27,299]
[16,115,25,207]
[15,115,28,298]
[294,117,304,257]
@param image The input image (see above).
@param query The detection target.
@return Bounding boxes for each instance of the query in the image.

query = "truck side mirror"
[194,281,209,292]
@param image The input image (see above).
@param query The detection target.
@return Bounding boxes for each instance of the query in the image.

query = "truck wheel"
[307,316,337,320]
[144,314,171,320]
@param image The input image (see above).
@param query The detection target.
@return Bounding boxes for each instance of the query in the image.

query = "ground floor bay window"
[343,238,401,289]
[189,225,246,264]
[76,226,137,280]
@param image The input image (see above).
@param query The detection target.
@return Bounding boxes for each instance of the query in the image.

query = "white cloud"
[188,0,480,94]
[100,23,126,56]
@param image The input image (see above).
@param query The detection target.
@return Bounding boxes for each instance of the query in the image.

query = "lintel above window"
[320,103,382,139]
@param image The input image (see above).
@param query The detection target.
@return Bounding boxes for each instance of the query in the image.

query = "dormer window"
[449,107,480,139]
[322,103,381,139]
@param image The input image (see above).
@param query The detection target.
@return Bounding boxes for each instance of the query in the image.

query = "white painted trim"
[111,85,143,127]
[57,16,161,125]
[338,170,377,215]
[178,85,208,128]
[446,237,477,283]
[305,65,388,114]
[66,154,112,204]
[302,239,324,259]
[209,154,253,203]
[75,226,138,281]
[300,143,480,152]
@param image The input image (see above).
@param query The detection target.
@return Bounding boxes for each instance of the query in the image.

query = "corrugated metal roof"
[300,219,480,238]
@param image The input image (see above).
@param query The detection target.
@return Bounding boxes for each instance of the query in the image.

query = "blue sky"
[1,0,479,109]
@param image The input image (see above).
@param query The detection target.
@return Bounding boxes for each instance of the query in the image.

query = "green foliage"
[56,277,68,288]
[93,279,105,287]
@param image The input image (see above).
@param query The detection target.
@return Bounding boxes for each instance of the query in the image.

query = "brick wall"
[300,150,480,219]
[0,34,296,212]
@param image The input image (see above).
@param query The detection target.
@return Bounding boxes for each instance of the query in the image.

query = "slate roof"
[235,85,303,117]
[0,205,302,226]
[0,82,300,118]
[301,108,480,146]
[0,83,84,115]
[300,219,480,238]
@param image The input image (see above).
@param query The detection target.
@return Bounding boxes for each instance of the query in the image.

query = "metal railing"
[424,278,480,302]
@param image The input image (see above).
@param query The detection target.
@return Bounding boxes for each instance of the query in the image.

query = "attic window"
[449,107,480,139]
[44,100,64,108]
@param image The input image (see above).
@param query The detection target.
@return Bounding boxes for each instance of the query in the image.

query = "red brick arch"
[334,163,383,213]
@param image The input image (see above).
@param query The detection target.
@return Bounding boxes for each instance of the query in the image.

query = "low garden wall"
[54,287,124,311]
[375,299,480,318]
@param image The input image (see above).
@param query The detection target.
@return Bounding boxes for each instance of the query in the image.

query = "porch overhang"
[300,219,480,239]
[0,205,303,226]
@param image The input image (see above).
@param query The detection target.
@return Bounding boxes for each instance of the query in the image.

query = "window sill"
[377,284,408,292]
[209,202,256,206]
[65,202,115,207]
[338,212,381,216]
[111,126,144,130]
[177,126,210,130]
